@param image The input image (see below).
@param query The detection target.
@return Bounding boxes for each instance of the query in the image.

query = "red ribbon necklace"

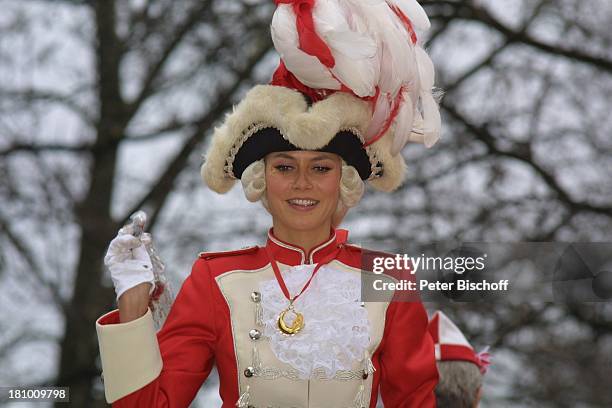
[265,242,343,335]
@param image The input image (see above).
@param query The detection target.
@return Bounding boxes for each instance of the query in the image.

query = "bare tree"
[0,0,611,407]
[352,1,612,406]
[1,0,273,406]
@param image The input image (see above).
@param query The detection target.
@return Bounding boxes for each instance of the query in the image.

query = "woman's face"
[265,150,342,234]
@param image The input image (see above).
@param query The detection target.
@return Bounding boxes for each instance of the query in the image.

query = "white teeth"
[288,199,318,206]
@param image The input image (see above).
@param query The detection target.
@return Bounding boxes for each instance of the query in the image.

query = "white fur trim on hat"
[200,85,407,194]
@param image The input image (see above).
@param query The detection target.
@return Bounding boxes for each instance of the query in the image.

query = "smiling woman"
[95,1,443,407]
[243,150,367,235]
[264,151,343,245]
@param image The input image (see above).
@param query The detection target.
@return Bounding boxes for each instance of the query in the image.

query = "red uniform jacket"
[97,229,438,407]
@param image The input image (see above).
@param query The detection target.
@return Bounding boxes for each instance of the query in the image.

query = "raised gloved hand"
[104,228,155,301]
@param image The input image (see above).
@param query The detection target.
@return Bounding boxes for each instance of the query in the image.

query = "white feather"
[390,93,415,155]
[312,0,350,37]
[421,93,441,147]
[269,0,440,150]
[314,0,379,96]
[331,51,379,97]
[407,111,425,143]
[407,131,425,144]
[415,46,434,88]
[377,8,416,94]
[271,5,341,90]
[365,92,392,140]
[415,45,440,147]
[334,0,419,95]
[388,0,431,30]
[390,131,406,157]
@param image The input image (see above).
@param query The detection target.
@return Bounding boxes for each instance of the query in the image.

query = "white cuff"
[96,309,162,403]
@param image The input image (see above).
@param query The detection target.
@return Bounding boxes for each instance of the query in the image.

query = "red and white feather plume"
[270,0,441,156]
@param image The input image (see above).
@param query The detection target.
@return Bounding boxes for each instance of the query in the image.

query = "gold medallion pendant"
[277,304,305,335]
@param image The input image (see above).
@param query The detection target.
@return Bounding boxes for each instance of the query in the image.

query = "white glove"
[104,230,155,300]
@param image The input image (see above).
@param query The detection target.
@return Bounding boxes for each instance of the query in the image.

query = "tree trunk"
[54,146,118,406]
[55,1,125,406]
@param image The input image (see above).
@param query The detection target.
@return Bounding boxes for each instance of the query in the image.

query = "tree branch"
[441,102,612,216]
[0,88,96,126]
[429,1,612,73]
[125,0,214,119]
[436,0,559,95]
[120,30,273,228]
[0,213,66,311]
[0,143,91,158]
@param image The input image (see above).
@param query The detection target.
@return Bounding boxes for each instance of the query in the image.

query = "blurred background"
[0,0,611,406]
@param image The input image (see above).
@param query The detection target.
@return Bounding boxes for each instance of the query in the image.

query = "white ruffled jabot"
[259,264,371,380]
